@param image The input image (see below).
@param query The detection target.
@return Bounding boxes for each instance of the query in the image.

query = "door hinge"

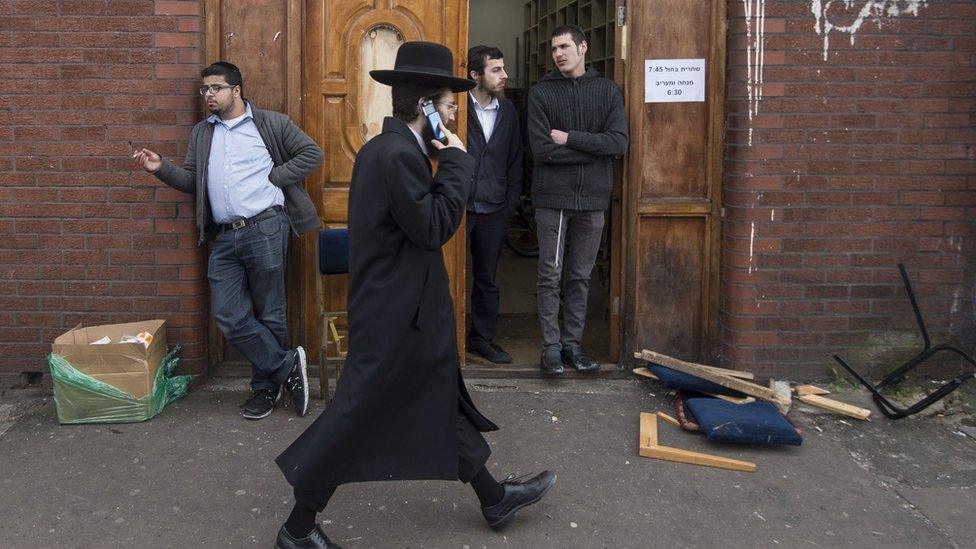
[616,5,626,27]
[612,296,620,315]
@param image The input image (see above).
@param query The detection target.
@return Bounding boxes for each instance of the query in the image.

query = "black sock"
[284,505,317,538]
[470,466,505,507]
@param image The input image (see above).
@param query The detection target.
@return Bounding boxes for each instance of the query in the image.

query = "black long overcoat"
[277,117,498,490]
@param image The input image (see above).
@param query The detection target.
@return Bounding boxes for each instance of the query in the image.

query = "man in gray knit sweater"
[527,25,628,375]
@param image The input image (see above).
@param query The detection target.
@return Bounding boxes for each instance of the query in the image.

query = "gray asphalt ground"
[1,377,974,548]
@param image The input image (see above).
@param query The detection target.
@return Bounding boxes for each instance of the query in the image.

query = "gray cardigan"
[154,102,324,244]
[527,68,628,211]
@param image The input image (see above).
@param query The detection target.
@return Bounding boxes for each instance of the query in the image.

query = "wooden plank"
[657,411,680,427]
[640,412,658,447]
[705,0,728,367]
[707,393,755,405]
[637,349,789,406]
[769,379,792,414]
[639,411,756,472]
[632,367,659,380]
[794,384,830,396]
[639,444,757,473]
[797,394,871,421]
[632,350,754,379]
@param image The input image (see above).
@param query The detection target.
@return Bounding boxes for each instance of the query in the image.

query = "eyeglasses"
[198,84,236,96]
[435,101,459,112]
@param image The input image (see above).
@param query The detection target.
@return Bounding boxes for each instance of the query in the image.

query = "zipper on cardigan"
[573,78,583,211]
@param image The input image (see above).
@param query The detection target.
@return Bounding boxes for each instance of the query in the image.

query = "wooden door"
[204,0,305,374]
[303,0,471,363]
[621,0,726,363]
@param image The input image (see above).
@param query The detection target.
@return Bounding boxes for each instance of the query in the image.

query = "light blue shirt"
[206,103,284,224]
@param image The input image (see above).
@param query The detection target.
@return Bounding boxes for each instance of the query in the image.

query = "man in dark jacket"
[527,25,628,376]
[464,45,524,364]
[133,62,321,419]
[273,42,555,549]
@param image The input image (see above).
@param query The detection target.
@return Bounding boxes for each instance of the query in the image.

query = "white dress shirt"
[470,92,499,142]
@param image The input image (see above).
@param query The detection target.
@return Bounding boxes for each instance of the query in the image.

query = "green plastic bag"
[49,346,192,424]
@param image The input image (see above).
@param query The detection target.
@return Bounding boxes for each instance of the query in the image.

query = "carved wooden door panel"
[304,0,470,363]
[622,0,726,363]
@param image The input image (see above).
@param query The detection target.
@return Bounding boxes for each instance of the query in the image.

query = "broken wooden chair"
[833,263,976,419]
[638,412,756,472]
[317,227,350,404]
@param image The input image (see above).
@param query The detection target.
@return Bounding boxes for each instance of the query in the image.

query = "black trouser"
[293,409,491,513]
[466,207,510,347]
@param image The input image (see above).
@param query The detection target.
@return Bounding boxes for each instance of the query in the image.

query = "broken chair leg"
[638,412,756,473]
[832,264,975,420]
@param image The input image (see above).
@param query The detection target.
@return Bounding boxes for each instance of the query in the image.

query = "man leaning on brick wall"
[133,61,323,421]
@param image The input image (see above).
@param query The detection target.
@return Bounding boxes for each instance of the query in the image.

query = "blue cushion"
[649,364,747,398]
[685,397,802,446]
[318,228,349,275]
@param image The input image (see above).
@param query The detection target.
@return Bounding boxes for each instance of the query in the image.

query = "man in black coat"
[273,42,556,549]
[464,45,524,364]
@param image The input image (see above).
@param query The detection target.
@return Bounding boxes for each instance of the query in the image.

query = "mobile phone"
[421,100,447,143]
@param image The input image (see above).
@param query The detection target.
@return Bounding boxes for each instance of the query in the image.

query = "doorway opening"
[464,0,620,372]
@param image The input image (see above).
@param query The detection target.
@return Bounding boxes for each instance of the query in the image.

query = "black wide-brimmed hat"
[370,41,475,92]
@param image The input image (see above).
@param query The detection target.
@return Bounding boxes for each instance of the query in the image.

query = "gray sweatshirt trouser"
[534,207,606,351]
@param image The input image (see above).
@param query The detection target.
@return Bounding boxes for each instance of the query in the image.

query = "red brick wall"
[3,1,974,382]
[723,1,976,377]
[0,0,207,382]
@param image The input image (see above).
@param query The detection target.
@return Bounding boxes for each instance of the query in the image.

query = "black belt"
[219,206,284,231]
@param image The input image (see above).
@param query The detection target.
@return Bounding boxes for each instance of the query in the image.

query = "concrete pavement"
[1,377,974,548]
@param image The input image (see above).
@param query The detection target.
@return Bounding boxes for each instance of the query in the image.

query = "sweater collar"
[540,66,600,82]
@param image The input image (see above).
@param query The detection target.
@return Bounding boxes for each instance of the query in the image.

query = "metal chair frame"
[833,264,975,419]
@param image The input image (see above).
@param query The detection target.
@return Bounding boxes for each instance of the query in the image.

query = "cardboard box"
[51,319,167,399]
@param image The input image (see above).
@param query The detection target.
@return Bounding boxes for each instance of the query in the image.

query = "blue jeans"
[208,212,292,391]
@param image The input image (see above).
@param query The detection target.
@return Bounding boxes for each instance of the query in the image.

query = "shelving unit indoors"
[523,0,616,86]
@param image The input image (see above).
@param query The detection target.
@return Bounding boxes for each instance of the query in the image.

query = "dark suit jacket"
[466,95,523,214]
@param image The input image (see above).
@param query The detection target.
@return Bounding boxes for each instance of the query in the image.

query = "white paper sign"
[644,59,705,103]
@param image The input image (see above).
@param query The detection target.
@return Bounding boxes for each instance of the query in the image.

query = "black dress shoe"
[481,470,557,530]
[282,346,309,417]
[540,349,564,375]
[240,388,279,420]
[560,347,600,372]
[469,342,512,364]
[275,524,342,549]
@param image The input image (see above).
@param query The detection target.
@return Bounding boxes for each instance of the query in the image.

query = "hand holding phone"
[430,122,465,152]
[422,100,448,144]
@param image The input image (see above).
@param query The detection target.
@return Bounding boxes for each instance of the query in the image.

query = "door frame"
[202,0,725,372]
